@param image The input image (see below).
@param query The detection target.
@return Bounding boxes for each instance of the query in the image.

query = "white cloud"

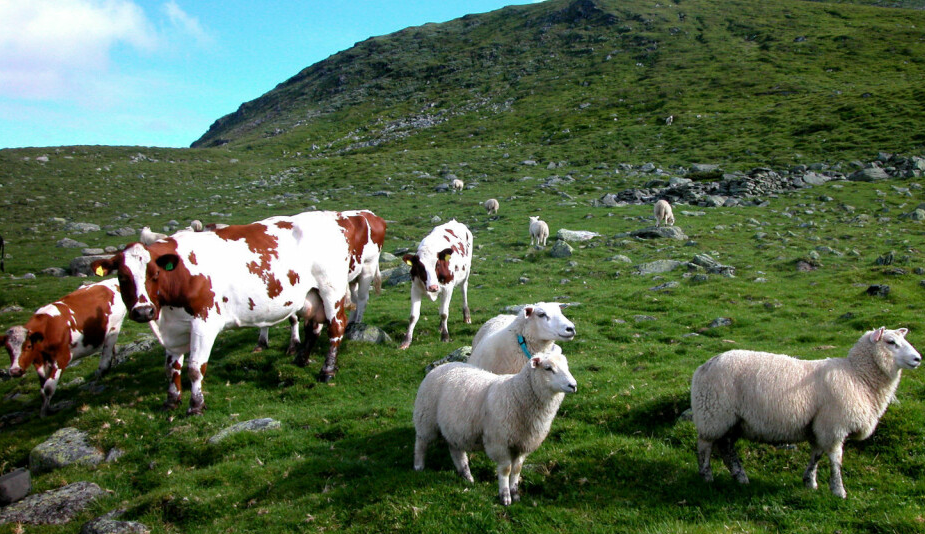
[162,1,213,47]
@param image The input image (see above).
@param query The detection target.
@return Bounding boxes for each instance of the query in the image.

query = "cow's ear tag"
[404,259,413,266]
[94,266,105,276]
[164,262,175,271]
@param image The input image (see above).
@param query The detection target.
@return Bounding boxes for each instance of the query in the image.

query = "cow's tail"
[373,262,382,295]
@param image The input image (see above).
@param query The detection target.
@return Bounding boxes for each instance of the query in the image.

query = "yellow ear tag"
[94,266,105,276]
[404,259,413,266]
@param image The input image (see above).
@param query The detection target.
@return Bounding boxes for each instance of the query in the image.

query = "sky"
[0,0,542,150]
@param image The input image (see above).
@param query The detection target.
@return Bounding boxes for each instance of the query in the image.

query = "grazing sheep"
[529,216,549,247]
[468,303,576,375]
[484,198,500,216]
[413,350,577,505]
[139,226,168,245]
[189,219,204,232]
[653,199,675,227]
[451,178,464,192]
[691,327,921,498]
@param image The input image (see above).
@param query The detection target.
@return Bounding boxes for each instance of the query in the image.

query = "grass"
[2,142,925,533]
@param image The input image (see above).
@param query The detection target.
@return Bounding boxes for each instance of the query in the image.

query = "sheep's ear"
[523,306,534,318]
[897,328,909,337]
[530,356,541,369]
[402,254,416,266]
[870,327,886,342]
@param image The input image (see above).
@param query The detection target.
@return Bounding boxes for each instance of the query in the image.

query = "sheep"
[529,216,549,247]
[691,327,921,498]
[139,226,167,245]
[654,199,675,227]
[413,350,577,505]
[451,178,464,192]
[484,198,499,216]
[468,303,576,375]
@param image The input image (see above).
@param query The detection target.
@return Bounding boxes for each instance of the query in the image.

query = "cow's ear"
[156,254,181,272]
[90,257,118,277]
[437,248,454,261]
[28,332,44,345]
[403,254,416,266]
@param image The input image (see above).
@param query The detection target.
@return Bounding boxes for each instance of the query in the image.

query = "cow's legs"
[285,315,301,356]
[319,295,348,382]
[37,364,62,418]
[438,289,454,342]
[294,319,321,366]
[186,328,218,416]
[350,274,373,324]
[460,276,471,324]
[163,351,185,410]
[399,285,423,350]
[96,331,120,377]
[254,327,269,353]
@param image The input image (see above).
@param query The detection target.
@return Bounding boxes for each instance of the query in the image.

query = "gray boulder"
[690,254,736,277]
[549,240,574,258]
[344,323,392,344]
[635,260,685,275]
[81,514,149,534]
[40,267,69,277]
[424,346,472,374]
[381,264,411,286]
[556,229,600,242]
[849,167,890,182]
[106,227,136,237]
[64,222,100,234]
[57,238,89,248]
[630,226,688,240]
[0,481,106,525]
[208,418,281,445]
[691,163,720,173]
[70,255,112,276]
[30,428,105,473]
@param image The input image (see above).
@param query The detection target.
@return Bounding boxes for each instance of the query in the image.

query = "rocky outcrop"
[0,481,106,525]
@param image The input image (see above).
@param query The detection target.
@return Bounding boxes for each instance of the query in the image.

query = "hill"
[193,0,925,169]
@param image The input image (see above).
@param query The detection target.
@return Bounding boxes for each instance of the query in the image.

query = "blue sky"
[0,0,542,149]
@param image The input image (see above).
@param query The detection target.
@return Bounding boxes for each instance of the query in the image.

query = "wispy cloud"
[162,0,214,47]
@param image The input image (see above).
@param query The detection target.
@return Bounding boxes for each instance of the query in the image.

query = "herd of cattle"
[1,209,479,416]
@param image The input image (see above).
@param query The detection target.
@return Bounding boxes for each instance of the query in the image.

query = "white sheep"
[451,178,464,192]
[139,226,168,245]
[413,350,577,505]
[468,303,576,375]
[529,216,549,247]
[484,198,499,216]
[654,199,675,227]
[691,327,921,498]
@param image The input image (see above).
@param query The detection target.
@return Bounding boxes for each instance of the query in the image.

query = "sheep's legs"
[803,448,824,490]
[697,438,714,482]
[717,436,749,484]
[827,445,846,498]
[449,447,474,483]
[496,459,513,506]
[509,455,526,502]
[413,435,431,472]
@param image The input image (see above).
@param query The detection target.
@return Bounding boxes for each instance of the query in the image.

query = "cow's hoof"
[398,341,411,350]
[318,369,335,383]
[186,404,206,416]
[251,346,265,353]
[162,397,181,411]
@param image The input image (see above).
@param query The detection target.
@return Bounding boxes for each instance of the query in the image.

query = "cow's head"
[92,242,183,323]
[2,325,29,377]
[403,247,454,297]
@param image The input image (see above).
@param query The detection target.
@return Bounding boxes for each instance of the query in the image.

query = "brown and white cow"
[399,220,473,349]
[254,209,386,354]
[1,279,126,417]
[91,211,352,415]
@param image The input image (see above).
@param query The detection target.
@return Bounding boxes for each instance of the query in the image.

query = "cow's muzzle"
[130,305,156,322]
[8,366,25,378]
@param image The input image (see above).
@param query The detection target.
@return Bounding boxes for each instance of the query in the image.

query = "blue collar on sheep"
[517,335,532,359]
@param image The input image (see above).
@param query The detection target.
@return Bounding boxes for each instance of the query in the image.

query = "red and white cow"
[91,211,352,415]
[1,279,126,417]
[254,209,386,354]
[399,220,473,349]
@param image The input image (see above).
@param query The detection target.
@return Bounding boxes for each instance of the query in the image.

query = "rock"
[702,195,726,207]
[801,172,829,186]
[690,254,736,277]
[608,255,633,263]
[0,305,23,314]
[556,229,600,242]
[208,418,281,444]
[0,481,106,525]
[424,346,472,374]
[434,183,449,192]
[708,317,733,328]
[111,336,158,368]
[633,315,657,322]
[649,281,680,291]
[30,427,105,473]
[0,468,31,505]
[549,240,574,258]
[64,222,100,234]
[691,163,720,173]
[876,251,894,266]
[629,226,688,240]
[40,267,69,277]
[70,255,113,276]
[81,513,149,534]
[344,322,392,344]
[866,284,890,297]
[106,227,135,237]
[379,252,398,263]
[57,238,89,248]
[104,448,125,463]
[796,260,818,272]
[381,264,411,286]
[634,260,684,275]
[849,167,890,182]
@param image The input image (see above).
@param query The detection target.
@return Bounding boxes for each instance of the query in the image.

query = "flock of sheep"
[2,193,922,506]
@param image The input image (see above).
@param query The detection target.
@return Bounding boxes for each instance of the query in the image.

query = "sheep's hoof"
[499,491,512,506]
[510,487,521,502]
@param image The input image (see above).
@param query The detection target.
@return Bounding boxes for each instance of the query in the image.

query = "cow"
[1,279,126,417]
[253,209,386,354]
[91,212,352,415]
[399,220,473,349]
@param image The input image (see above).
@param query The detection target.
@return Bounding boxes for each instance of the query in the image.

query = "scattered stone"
[0,481,106,525]
[629,226,688,240]
[344,322,392,344]
[796,260,818,272]
[549,240,573,258]
[876,252,894,266]
[849,167,890,182]
[690,254,736,277]
[40,267,69,277]
[0,305,23,314]
[104,448,125,463]
[30,427,105,473]
[708,317,733,328]
[424,346,472,374]
[634,259,684,275]
[106,227,135,237]
[608,255,632,263]
[208,418,281,444]
[632,315,657,322]
[57,238,89,249]
[381,264,411,286]
[64,222,100,234]
[379,252,398,263]
[111,336,158,368]
[649,281,680,291]
[866,284,890,297]
[81,512,150,534]
[70,255,113,276]
[555,229,600,242]
[0,468,30,505]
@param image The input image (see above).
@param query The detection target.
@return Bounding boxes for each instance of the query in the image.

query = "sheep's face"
[531,352,577,394]
[871,327,922,370]
[524,303,576,342]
